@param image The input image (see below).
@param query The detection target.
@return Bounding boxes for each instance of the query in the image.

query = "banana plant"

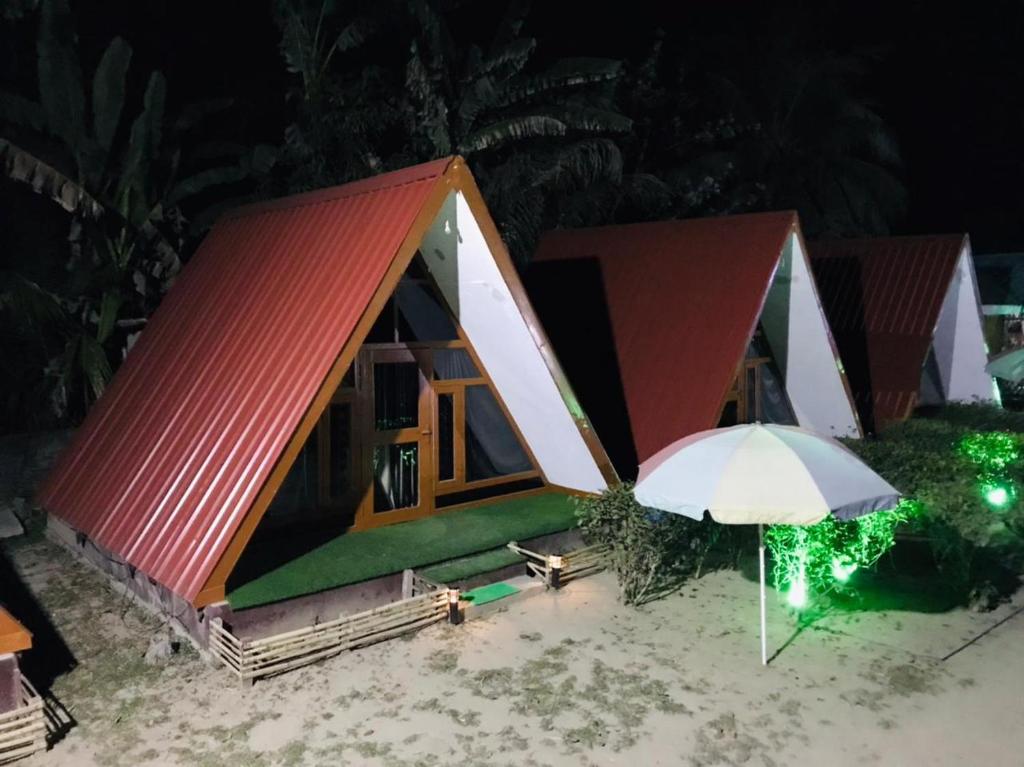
[273,0,632,264]
[0,0,275,424]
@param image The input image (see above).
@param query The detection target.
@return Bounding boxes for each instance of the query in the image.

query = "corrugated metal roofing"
[809,234,967,431]
[531,211,798,466]
[38,157,453,603]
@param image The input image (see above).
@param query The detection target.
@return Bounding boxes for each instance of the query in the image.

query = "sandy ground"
[6,537,1024,767]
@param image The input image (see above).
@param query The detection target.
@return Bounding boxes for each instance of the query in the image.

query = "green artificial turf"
[228,491,577,609]
[462,582,520,606]
[419,547,526,584]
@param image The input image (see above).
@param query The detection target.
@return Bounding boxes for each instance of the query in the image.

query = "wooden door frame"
[350,345,435,531]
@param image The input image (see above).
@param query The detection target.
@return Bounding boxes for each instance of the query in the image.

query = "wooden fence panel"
[209,590,449,682]
[0,677,46,765]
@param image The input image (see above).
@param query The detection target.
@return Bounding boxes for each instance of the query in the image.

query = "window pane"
[366,297,397,343]
[374,362,419,430]
[395,278,458,341]
[433,349,479,380]
[267,425,319,518]
[374,442,419,511]
[465,386,532,481]
[437,393,454,481]
[746,366,757,421]
[341,365,355,389]
[329,403,352,498]
[718,400,739,427]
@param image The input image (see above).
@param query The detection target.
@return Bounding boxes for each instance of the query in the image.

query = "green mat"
[462,582,520,606]
[228,491,577,609]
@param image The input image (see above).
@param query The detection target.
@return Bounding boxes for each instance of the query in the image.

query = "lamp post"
[548,555,563,589]
[447,588,461,625]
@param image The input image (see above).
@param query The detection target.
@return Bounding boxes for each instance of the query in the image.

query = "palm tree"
[274,0,633,264]
[694,22,906,237]
[0,0,275,423]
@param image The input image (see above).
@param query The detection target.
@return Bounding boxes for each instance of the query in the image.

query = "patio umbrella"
[986,347,1024,382]
[634,423,900,664]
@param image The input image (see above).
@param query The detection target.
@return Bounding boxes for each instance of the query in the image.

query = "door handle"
[421,429,432,436]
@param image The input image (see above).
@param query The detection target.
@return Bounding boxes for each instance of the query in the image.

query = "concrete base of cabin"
[45,516,214,652]
[223,527,584,641]
[45,511,583,652]
[0,654,20,715]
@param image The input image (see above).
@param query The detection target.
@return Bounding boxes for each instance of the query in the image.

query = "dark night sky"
[8,0,1024,253]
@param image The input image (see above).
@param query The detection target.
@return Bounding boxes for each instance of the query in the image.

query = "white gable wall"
[419,192,608,493]
[931,245,996,405]
[762,233,862,438]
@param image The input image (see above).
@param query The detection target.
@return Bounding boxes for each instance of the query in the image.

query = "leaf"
[172,97,234,133]
[496,58,622,107]
[459,115,567,154]
[166,166,249,207]
[96,290,121,343]
[121,72,167,206]
[76,333,112,400]
[0,138,104,218]
[0,92,47,131]
[476,37,535,80]
[540,106,632,135]
[36,0,85,150]
[92,36,132,154]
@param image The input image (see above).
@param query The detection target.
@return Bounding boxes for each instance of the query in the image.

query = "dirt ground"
[6,536,1024,767]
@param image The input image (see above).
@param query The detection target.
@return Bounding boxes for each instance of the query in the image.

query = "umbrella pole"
[759,523,767,666]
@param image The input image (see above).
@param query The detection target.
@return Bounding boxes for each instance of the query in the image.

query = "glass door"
[354,346,433,528]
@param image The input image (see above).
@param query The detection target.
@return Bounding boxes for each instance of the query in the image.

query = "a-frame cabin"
[527,212,863,479]
[39,157,615,640]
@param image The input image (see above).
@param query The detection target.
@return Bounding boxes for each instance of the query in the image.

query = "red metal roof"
[39,157,453,602]
[809,234,967,431]
[532,211,798,465]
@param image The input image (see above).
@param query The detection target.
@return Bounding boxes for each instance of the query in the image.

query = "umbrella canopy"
[635,423,900,525]
[634,422,901,666]
[986,347,1024,383]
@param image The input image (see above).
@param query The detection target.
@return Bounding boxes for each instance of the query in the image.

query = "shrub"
[843,404,1024,605]
[574,483,743,605]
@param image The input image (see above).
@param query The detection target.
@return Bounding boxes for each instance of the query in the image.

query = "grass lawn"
[227,491,577,609]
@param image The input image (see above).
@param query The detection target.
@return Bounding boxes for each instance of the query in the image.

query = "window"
[437,393,454,481]
[374,362,419,430]
[432,349,479,380]
[465,385,532,481]
[374,442,419,511]
[266,424,319,518]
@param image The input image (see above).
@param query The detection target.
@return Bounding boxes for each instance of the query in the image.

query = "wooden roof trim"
[0,608,31,655]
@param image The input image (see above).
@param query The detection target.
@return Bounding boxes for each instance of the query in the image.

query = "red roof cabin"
[39,157,614,646]
[810,235,996,432]
[528,212,862,478]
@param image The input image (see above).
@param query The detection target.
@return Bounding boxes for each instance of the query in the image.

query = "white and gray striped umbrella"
[634,423,900,665]
[635,423,899,526]
[986,347,1024,383]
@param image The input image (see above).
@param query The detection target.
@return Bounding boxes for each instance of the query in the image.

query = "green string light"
[958,431,1021,510]
[764,501,918,610]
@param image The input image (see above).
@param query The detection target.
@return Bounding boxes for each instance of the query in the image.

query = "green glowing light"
[831,556,858,583]
[765,502,918,605]
[959,431,1021,512]
[984,485,1011,508]
[786,573,807,608]
[958,432,1019,470]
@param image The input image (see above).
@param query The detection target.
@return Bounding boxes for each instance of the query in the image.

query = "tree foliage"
[272,0,632,264]
[0,0,275,426]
